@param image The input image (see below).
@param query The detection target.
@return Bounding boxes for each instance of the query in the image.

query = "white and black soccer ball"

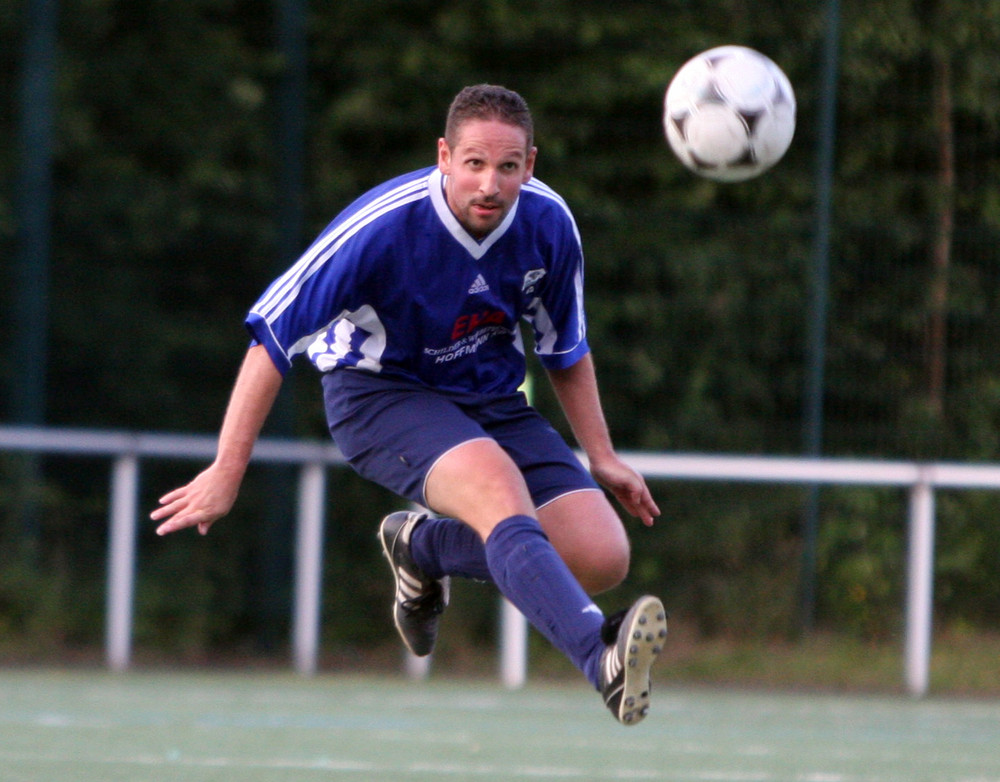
[664,45,796,182]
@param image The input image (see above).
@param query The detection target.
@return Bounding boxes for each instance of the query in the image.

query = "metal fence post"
[292,461,326,675]
[500,598,528,689]
[905,472,936,697]
[106,453,139,672]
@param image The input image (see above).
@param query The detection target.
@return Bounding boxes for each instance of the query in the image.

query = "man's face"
[437,119,537,239]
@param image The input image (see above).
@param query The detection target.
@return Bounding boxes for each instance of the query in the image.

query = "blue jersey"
[246,166,590,395]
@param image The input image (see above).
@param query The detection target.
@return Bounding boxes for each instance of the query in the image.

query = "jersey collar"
[428,168,519,260]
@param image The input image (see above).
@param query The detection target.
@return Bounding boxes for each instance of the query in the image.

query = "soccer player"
[151,84,667,725]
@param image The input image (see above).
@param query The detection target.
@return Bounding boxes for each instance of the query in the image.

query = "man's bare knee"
[571,541,630,595]
[538,490,632,594]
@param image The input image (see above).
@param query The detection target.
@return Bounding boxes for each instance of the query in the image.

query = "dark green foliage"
[2,0,1000,657]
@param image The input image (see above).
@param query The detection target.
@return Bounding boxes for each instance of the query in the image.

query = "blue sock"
[410,516,493,581]
[484,514,606,688]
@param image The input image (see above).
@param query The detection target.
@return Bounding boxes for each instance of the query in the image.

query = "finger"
[624,485,659,526]
[634,498,655,527]
[155,507,204,536]
[150,491,194,521]
[156,518,186,536]
[616,491,648,525]
[156,486,189,505]
[150,500,181,521]
[638,491,660,526]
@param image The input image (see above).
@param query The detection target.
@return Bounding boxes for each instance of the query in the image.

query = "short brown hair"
[444,84,534,149]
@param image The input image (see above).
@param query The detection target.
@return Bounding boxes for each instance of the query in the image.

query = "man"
[151,84,667,726]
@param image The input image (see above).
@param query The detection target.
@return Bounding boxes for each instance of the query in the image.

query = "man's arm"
[545,353,660,526]
[151,343,284,536]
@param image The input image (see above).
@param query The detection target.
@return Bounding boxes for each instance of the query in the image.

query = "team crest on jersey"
[522,269,546,295]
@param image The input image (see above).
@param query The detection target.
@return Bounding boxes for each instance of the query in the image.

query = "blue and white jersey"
[246,166,589,395]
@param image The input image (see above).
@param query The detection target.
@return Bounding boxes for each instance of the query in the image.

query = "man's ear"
[437,138,451,174]
[522,146,538,183]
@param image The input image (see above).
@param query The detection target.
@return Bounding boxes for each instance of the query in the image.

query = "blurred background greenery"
[2,1,999,681]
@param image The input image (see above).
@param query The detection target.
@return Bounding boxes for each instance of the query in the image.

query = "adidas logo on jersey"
[468,274,490,294]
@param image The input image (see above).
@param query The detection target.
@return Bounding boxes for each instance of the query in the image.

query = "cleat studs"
[653,646,661,654]
[625,696,635,707]
[638,616,648,625]
[633,630,642,640]
[646,633,654,642]
[659,629,667,638]
[628,658,638,668]
[630,644,638,654]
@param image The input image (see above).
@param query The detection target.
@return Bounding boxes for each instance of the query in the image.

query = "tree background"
[1,0,999,666]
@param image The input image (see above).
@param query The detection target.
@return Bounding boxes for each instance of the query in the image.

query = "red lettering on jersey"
[451,309,505,340]
[451,316,470,340]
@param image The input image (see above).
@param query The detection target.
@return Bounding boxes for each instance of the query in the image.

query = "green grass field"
[1,670,998,782]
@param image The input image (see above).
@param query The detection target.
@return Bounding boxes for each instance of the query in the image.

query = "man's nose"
[480,167,500,195]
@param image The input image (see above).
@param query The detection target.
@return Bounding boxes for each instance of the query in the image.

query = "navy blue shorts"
[321,370,599,509]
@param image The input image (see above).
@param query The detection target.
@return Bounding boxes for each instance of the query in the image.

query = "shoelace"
[400,583,445,615]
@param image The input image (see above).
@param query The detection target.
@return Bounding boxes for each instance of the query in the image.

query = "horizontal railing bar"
[617,451,1000,489]
[0,425,345,465]
[8,426,1000,490]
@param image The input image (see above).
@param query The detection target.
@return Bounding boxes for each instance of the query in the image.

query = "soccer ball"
[663,45,796,182]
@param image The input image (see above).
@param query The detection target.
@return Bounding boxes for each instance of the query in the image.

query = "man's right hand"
[150,462,242,536]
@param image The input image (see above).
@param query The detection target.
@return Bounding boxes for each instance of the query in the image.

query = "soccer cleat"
[598,595,668,726]
[378,511,450,657]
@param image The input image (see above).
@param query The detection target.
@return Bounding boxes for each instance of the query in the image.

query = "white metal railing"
[4,424,1000,695]
[0,425,342,675]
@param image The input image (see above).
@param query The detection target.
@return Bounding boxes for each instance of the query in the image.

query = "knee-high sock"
[410,515,492,581]
[484,514,605,688]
